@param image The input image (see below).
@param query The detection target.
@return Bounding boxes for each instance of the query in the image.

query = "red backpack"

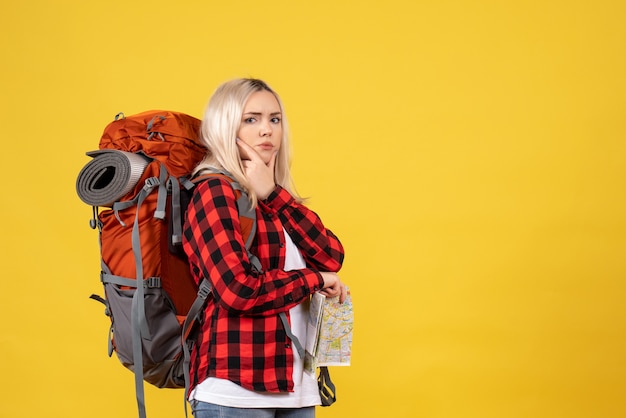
[76,110,257,418]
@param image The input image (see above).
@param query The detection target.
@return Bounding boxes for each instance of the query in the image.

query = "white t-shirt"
[189,229,321,408]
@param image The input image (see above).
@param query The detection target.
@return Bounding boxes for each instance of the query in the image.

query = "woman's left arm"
[261,185,344,272]
[237,140,344,272]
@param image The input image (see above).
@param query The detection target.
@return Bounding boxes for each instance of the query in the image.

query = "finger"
[241,161,252,176]
[236,138,263,162]
[321,285,340,298]
[236,138,251,160]
[340,286,348,303]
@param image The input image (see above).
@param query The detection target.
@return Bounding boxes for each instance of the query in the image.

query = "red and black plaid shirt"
[182,177,344,393]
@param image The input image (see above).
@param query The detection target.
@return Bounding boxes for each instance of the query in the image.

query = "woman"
[182,78,347,418]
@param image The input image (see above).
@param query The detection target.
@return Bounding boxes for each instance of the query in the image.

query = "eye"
[244,117,256,123]
[270,117,281,124]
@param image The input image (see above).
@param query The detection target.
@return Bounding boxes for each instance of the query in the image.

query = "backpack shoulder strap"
[192,169,257,252]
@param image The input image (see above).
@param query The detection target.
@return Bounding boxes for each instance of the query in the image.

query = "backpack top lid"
[99,110,207,178]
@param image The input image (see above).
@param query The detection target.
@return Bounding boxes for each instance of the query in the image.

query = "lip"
[257,142,274,150]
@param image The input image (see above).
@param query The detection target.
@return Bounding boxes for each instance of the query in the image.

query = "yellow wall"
[1,1,625,417]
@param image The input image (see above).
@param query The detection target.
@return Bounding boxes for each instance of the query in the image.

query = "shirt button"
[279,243,285,248]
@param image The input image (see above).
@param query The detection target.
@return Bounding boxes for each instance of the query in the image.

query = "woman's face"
[237,90,283,164]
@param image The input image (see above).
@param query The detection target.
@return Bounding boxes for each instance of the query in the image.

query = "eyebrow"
[242,111,282,116]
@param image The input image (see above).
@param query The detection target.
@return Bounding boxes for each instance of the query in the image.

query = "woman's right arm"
[183,177,324,316]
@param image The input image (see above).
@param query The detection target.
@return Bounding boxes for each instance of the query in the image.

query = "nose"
[260,121,272,137]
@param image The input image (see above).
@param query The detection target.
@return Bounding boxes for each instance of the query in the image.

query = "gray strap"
[101,273,161,289]
[195,166,231,178]
[129,177,161,418]
[132,184,157,335]
[146,115,165,132]
[181,278,213,414]
[279,312,305,359]
[180,177,195,190]
[247,250,262,274]
[112,170,166,221]
[112,191,143,227]
[146,115,166,141]
[101,273,137,288]
[169,177,183,245]
[236,192,257,250]
[154,164,168,219]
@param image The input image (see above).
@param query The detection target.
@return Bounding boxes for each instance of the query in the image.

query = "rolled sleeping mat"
[76,150,151,206]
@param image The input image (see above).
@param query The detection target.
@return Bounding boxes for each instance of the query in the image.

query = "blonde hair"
[194,78,302,207]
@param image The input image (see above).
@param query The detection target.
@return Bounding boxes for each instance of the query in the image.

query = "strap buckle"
[145,277,161,288]
[143,176,160,190]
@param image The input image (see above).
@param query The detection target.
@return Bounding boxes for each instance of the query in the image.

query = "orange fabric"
[99,110,206,177]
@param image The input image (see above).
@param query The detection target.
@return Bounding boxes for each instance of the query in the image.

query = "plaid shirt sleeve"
[261,185,345,272]
[183,177,326,316]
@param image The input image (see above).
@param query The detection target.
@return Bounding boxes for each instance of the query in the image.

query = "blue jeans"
[190,401,315,418]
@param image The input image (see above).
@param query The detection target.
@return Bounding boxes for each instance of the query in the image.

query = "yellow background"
[1,1,625,417]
